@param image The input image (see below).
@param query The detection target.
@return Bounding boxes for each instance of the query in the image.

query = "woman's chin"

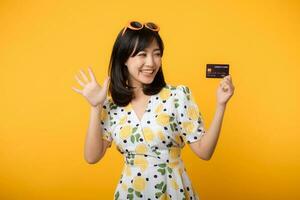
[133,72,157,85]
[142,80,154,85]
[140,77,155,84]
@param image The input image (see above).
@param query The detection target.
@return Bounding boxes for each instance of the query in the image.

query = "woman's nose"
[145,55,155,67]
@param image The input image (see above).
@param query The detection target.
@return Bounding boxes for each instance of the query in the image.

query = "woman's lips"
[139,69,154,75]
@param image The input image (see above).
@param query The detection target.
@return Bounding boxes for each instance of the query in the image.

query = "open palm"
[72,67,110,107]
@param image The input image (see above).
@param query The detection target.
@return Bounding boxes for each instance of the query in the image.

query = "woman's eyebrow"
[144,48,160,52]
[144,48,161,51]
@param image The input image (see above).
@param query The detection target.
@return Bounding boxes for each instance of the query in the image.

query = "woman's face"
[125,39,162,89]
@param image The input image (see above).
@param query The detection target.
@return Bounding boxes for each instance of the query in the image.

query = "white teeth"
[140,70,154,74]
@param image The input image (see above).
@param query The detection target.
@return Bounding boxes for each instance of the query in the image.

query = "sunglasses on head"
[121,21,160,36]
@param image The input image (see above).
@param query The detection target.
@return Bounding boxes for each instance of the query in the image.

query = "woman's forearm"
[84,104,104,164]
[199,104,226,159]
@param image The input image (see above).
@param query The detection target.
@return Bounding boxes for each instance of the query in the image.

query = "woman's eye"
[138,53,146,56]
[155,53,161,56]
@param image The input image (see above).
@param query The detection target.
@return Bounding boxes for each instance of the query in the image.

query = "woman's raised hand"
[216,75,235,106]
[72,67,110,107]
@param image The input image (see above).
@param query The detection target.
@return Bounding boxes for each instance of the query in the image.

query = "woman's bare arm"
[71,67,111,164]
[84,105,110,164]
[189,75,234,160]
[189,104,226,160]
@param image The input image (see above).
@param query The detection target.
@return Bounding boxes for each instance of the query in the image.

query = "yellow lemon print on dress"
[159,88,171,100]
[134,156,149,172]
[167,194,171,200]
[174,134,182,144]
[121,183,128,191]
[100,109,108,121]
[132,176,146,192]
[155,103,163,114]
[167,160,180,168]
[124,104,132,112]
[182,121,195,134]
[119,125,133,140]
[170,179,179,190]
[169,147,181,159]
[184,187,190,200]
[156,113,170,126]
[143,127,155,142]
[135,143,148,154]
[187,106,198,120]
[119,115,128,125]
[102,133,111,142]
[159,193,169,200]
[157,131,166,141]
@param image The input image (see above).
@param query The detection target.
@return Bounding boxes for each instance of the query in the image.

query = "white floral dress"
[100,84,206,200]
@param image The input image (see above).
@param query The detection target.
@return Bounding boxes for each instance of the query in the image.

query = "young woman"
[72,21,235,200]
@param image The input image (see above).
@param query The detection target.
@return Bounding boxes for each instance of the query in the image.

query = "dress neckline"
[129,94,153,124]
[128,84,168,123]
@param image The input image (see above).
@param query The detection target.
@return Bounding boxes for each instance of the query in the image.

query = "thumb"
[102,76,110,92]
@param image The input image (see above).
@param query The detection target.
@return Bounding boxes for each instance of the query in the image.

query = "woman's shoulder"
[157,84,191,103]
[102,96,118,111]
[164,83,190,94]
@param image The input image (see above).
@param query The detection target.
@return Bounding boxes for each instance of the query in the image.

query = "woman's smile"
[139,68,155,76]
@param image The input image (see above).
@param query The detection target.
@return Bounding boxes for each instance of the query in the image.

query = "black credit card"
[206,64,229,78]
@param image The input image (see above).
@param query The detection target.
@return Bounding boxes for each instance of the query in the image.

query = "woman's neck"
[128,79,148,99]
[132,86,144,99]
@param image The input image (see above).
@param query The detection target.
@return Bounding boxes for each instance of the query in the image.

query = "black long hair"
[107,23,166,107]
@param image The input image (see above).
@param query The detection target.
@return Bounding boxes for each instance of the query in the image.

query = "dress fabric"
[100,84,206,200]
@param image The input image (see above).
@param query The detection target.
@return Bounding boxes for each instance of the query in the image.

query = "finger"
[224,78,233,86]
[88,67,96,82]
[221,80,231,89]
[222,86,229,92]
[227,75,233,85]
[75,74,85,87]
[220,79,225,85]
[220,83,227,91]
[79,69,89,83]
[220,79,227,86]
[222,81,232,89]
[219,82,225,89]
[103,76,110,91]
[224,79,231,85]
[223,82,234,92]
[223,75,229,81]
[71,86,82,94]
[223,75,230,84]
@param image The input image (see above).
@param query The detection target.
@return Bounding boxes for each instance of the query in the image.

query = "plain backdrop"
[0,0,299,199]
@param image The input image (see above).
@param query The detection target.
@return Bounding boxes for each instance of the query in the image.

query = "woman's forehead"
[136,39,160,51]
[130,38,160,56]
[144,40,160,51]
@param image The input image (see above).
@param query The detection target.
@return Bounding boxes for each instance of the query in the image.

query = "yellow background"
[1,0,299,199]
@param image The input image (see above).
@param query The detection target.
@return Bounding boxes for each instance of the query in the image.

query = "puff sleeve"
[175,85,206,144]
[100,97,113,147]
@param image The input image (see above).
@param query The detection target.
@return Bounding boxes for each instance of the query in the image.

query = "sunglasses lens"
[130,21,143,29]
[146,22,158,30]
